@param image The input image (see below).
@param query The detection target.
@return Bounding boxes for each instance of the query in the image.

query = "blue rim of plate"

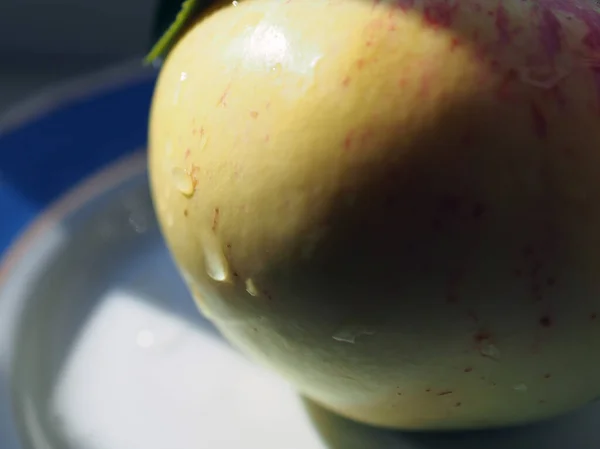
[0,59,158,448]
[0,59,157,254]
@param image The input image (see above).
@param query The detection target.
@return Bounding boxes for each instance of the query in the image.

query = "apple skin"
[149,0,600,430]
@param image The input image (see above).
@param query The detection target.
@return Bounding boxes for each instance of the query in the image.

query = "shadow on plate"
[301,395,600,449]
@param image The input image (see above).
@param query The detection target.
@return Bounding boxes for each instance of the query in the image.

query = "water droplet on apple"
[271,63,283,75]
[519,65,569,89]
[245,278,259,296]
[203,236,230,283]
[171,167,195,196]
[480,342,501,360]
[333,326,376,344]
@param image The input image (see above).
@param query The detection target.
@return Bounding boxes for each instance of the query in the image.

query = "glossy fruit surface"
[149,0,600,430]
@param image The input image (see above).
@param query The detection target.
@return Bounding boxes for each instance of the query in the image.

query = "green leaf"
[146,0,207,65]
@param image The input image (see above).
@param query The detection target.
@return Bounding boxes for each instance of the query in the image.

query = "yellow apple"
[149,0,600,430]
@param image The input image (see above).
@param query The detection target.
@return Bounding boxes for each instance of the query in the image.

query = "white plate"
[2,153,600,449]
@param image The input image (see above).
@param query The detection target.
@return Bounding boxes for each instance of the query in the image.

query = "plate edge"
[0,151,148,286]
[0,58,156,135]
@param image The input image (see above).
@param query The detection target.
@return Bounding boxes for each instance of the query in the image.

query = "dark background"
[0,0,158,114]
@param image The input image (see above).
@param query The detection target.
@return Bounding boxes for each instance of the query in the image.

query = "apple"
[149,0,600,430]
